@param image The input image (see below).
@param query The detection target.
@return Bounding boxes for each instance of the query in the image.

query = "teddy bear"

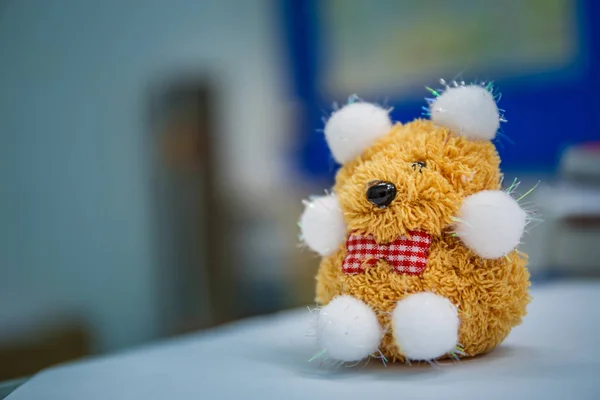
[299,83,532,364]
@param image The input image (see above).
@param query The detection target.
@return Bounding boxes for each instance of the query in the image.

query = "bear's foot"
[392,292,459,361]
[316,295,383,362]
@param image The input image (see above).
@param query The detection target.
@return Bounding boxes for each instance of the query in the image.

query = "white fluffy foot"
[455,190,527,259]
[299,194,346,256]
[317,295,383,362]
[392,292,459,361]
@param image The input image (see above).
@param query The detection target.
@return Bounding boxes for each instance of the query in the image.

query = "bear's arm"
[453,190,527,259]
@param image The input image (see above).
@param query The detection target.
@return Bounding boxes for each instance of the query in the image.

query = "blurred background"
[1,0,599,382]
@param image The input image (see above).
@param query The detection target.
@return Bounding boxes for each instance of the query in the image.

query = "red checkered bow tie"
[342,231,432,275]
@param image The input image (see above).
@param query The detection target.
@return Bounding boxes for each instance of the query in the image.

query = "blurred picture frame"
[282,0,598,180]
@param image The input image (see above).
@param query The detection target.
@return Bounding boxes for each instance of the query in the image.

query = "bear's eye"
[411,161,426,172]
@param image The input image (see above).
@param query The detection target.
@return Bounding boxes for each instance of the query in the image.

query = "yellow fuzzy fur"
[315,119,531,362]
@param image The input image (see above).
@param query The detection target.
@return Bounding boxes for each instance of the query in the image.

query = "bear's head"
[327,84,504,243]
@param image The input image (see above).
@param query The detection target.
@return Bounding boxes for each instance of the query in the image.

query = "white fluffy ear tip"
[430,85,500,140]
[324,102,392,164]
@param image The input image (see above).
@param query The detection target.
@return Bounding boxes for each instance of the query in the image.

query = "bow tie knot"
[342,231,431,275]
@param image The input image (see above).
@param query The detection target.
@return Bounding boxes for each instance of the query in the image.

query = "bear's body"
[316,224,530,362]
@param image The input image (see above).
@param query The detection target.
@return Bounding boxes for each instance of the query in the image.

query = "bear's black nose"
[366,181,396,208]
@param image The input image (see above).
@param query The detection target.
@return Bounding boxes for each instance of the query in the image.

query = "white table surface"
[8,280,600,399]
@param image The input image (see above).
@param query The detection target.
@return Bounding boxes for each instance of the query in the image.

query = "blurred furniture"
[151,81,235,334]
[0,296,91,382]
[0,325,88,382]
[152,79,295,329]
[527,142,600,275]
[7,280,600,399]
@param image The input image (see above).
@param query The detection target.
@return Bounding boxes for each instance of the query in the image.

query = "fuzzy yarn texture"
[315,119,531,362]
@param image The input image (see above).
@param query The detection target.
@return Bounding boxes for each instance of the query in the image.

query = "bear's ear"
[429,85,500,140]
[324,102,393,164]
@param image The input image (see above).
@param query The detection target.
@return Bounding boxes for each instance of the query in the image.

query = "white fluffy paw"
[392,292,459,361]
[299,194,346,256]
[317,295,383,362]
[455,190,527,259]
